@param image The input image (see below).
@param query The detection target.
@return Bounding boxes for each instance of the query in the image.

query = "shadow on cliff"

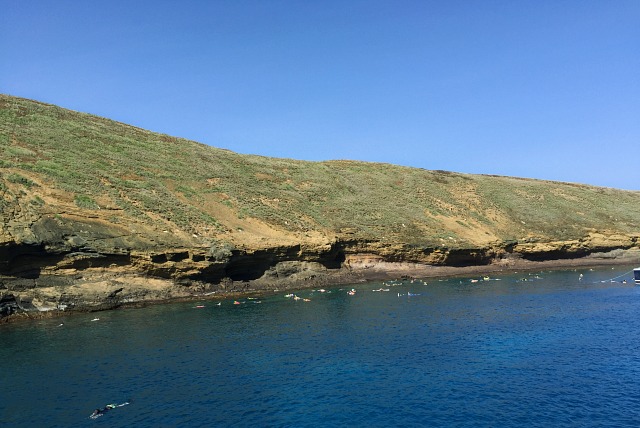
[0,242,131,282]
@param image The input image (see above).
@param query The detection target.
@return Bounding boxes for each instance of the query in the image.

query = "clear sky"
[2,1,638,190]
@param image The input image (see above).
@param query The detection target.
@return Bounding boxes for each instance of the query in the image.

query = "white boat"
[634,267,640,284]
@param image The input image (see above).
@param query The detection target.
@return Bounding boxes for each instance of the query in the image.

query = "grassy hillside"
[1,94,639,254]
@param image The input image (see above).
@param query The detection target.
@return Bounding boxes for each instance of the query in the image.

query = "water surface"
[2,266,640,427]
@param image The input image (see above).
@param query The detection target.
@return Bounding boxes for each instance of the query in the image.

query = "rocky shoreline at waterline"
[2,248,638,324]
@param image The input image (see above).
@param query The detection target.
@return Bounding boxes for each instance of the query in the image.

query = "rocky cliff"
[2,95,639,320]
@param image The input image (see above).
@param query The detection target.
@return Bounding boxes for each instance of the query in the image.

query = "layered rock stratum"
[1,94,639,321]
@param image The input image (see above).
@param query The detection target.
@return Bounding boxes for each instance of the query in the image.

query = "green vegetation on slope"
[1,94,639,251]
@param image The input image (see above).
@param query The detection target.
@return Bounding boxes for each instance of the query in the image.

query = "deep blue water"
[2,266,640,427]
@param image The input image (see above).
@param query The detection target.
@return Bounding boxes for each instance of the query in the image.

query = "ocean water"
[2,266,640,427]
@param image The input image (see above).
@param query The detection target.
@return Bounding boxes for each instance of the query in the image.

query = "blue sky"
[2,1,638,190]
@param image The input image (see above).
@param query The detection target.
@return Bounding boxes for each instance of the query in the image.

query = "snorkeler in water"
[89,402,128,419]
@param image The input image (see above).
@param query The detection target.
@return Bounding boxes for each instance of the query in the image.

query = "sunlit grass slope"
[1,94,639,252]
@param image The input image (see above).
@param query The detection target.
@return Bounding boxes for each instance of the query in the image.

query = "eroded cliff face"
[2,205,639,320]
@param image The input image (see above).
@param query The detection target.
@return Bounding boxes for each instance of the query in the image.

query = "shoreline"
[2,251,639,325]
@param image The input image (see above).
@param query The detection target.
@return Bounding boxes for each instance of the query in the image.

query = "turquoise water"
[2,266,640,427]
